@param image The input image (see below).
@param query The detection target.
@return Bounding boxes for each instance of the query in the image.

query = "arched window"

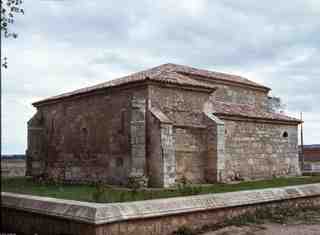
[282,131,288,138]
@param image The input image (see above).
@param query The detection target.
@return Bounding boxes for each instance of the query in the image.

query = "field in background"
[1,156,26,177]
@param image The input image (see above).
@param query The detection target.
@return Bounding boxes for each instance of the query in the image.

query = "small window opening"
[81,127,89,150]
[51,119,55,133]
[82,127,88,143]
[82,127,88,135]
[116,158,123,167]
[120,110,126,134]
[282,131,288,138]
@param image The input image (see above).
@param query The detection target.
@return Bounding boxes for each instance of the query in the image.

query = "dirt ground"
[202,223,320,235]
[201,208,320,235]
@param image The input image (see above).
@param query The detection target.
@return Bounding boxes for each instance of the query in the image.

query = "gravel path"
[202,223,320,235]
[201,208,320,235]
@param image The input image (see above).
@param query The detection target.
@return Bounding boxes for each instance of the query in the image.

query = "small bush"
[92,183,108,202]
[177,176,202,196]
[172,226,195,235]
[119,191,126,202]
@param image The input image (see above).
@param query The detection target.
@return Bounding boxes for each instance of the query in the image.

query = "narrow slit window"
[82,127,88,144]
[120,110,126,134]
[116,158,123,167]
[51,119,55,134]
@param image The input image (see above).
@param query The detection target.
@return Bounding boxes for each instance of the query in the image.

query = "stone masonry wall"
[204,117,218,182]
[31,87,147,185]
[210,84,268,112]
[148,85,212,183]
[130,92,147,180]
[27,111,46,176]
[2,184,320,235]
[147,112,163,187]
[203,112,226,183]
[189,74,270,112]
[148,106,176,187]
[148,85,210,126]
[174,127,207,183]
[27,78,299,186]
[96,197,319,235]
[161,123,176,187]
[223,120,300,181]
[3,196,319,235]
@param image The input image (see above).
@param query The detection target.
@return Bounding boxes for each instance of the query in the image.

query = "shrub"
[177,176,202,196]
[92,183,108,202]
[172,226,195,235]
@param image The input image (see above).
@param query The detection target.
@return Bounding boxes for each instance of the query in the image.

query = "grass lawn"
[2,176,320,203]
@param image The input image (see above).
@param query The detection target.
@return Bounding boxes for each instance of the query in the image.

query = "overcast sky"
[2,0,320,154]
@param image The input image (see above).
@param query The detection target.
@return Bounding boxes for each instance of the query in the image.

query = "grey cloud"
[2,0,320,153]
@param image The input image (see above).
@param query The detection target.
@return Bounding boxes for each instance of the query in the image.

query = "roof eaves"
[178,71,271,92]
[32,79,149,107]
[215,113,302,124]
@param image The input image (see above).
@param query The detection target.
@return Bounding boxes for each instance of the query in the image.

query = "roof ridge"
[164,63,270,90]
[33,63,269,106]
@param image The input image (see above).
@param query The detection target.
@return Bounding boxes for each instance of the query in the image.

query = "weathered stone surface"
[223,120,300,181]
[149,85,211,184]
[26,111,45,176]
[206,81,269,112]
[27,88,147,185]
[130,92,147,181]
[2,184,320,235]
[147,110,164,187]
[204,112,225,182]
[161,123,176,187]
[2,183,320,225]
[148,106,176,187]
[26,64,301,187]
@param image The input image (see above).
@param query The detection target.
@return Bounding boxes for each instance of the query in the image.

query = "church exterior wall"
[147,112,163,187]
[210,84,268,112]
[26,78,301,187]
[187,74,270,112]
[148,85,214,184]
[148,85,210,126]
[223,119,300,181]
[28,87,147,185]
[173,127,208,183]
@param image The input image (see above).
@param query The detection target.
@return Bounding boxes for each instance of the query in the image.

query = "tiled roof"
[169,64,269,89]
[212,101,302,123]
[33,63,269,106]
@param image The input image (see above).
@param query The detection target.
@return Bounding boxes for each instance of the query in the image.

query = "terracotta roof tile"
[33,63,269,106]
[167,63,269,89]
[212,101,301,123]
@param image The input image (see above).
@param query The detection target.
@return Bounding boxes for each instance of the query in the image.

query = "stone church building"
[27,63,302,187]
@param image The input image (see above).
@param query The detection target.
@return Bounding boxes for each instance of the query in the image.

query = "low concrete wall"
[2,183,320,235]
[1,159,26,177]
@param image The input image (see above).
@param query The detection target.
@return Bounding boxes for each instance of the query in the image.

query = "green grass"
[2,176,320,203]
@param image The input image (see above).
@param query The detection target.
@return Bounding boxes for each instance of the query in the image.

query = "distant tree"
[268,96,286,113]
[1,0,24,68]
